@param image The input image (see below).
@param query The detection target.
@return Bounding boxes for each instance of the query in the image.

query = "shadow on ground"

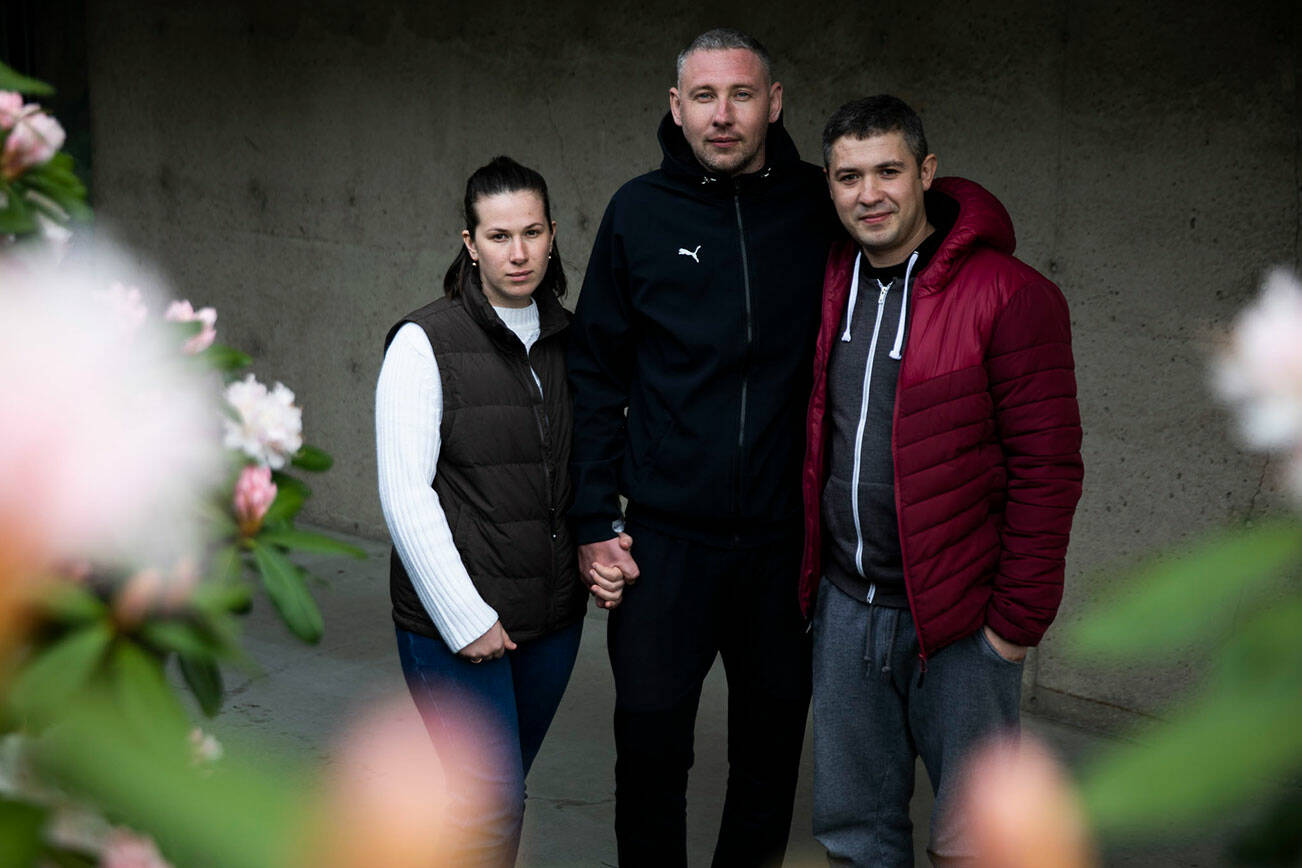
[194,528,1229,867]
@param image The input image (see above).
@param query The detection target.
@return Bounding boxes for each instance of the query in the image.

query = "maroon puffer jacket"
[799,176,1083,659]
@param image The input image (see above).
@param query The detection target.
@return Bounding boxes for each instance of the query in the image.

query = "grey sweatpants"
[811,578,1023,867]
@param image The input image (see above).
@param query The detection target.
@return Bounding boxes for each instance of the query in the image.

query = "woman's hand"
[582,531,636,609]
[587,561,627,609]
[459,620,517,663]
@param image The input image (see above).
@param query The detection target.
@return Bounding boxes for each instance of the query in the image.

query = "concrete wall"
[85,0,1300,729]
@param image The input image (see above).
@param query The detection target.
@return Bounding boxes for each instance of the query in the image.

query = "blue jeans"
[395,620,583,867]
[812,578,1022,867]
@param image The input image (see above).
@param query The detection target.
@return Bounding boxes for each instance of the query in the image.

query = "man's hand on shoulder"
[982,624,1028,664]
[579,532,640,610]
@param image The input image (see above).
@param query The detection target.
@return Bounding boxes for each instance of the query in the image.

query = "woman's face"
[462,190,555,309]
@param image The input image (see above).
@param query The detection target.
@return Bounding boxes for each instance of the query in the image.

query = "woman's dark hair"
[443,155,567,300]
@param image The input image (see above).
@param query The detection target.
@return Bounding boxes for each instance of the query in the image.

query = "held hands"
[578,532,640,610]
[459,620,517,663]
[983,624,1029,664]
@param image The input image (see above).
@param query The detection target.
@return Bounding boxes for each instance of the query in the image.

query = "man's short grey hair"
[675,28,773,86]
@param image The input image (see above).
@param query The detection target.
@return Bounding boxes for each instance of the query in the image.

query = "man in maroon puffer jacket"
[801,95,1083,866]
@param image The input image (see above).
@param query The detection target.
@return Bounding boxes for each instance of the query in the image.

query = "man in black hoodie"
[568,28,835,867]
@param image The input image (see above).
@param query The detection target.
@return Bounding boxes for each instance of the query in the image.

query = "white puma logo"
[677,245,701,263]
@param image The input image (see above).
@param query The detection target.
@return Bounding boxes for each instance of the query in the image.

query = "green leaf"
[258,528,365,559]
[206,544,246,587]
[1209,590,1302,684]
[59,195,93,223]
[18,179,83,222]
[40,845,97,868]
[41,848,97,868]
[39,581,108,625]
[271,472,311,500]
[19,164,87,208]
[290,444,333,472]
[1069,519,1302,659]
[0,797,47,868]
[251,542,323,643]
[42,152,77,178]
[261,480,306,527]
[194,581,253,621]
[201,498,239,539]
[0,188,36,235]
[200,343,252,373]
[8,622,113,721]
[26,154,86,187]
[1081,596,1302,834]
[108,640,188,741]
[0,61,54,95]
[138,620,219,659]
[178,654,224,717]
[1082,680,1302,834]
[31,697,306,868]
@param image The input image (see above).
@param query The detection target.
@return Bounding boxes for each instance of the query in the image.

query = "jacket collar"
[459,275,569,352]
[826,176,1017,299]
[656,111,802,191]
[913,177,1016,296]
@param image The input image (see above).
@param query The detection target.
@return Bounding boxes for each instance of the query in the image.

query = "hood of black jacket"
[656,111,804,187]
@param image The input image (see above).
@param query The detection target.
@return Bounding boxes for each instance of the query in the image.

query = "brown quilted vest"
[384,281,582,643]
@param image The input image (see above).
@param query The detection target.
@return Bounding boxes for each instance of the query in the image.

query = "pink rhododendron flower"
[95,281,149,334]
[0,91,23,128]
[0,249,222,578]
[234,464,277,536]
[164,299,218,354]
[223,374,304,470]
[101,828,172,868]
[959,736,1095,868]
[1213,268,1302,500]
[0,104,64,179]
[304,697,463,868]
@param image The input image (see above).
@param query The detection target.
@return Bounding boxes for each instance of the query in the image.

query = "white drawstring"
[841,252,862,343]
[889,251,919,360]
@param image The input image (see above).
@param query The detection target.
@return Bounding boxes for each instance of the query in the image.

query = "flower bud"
[1,105,65,179]
[233,464,277,537]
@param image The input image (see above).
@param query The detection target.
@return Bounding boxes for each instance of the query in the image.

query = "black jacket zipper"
[733,191,753,517]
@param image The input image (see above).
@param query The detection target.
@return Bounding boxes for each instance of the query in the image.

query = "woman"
[376,156,624,865]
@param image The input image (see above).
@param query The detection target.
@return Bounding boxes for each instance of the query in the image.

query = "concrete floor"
[201,529,1230,867]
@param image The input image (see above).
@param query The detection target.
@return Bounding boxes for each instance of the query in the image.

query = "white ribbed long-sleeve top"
[376,301,541,652]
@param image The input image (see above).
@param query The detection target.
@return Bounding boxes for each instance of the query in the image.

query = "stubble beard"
[694,135,766,177]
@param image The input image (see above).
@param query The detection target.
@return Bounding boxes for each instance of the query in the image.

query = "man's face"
[669,48,782,176]
[826,131,937,267]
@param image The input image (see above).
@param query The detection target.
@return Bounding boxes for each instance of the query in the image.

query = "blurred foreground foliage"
[1071,518,1302,864]
[1,60,365,867]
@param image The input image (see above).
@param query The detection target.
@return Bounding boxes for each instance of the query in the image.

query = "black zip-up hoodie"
[568,112,836,545]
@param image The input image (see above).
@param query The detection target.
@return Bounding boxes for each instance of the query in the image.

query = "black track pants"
[608,520,812,867]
